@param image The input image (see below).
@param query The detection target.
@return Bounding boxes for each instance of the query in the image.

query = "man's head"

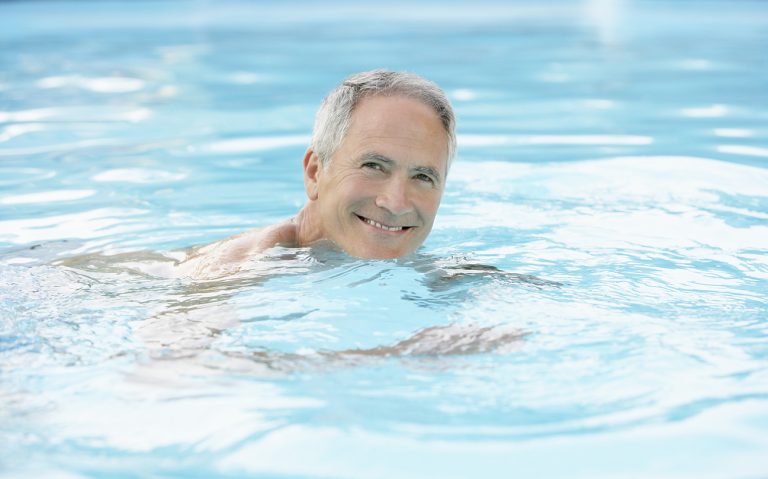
[311,70,456,171]
[301,70,456,259]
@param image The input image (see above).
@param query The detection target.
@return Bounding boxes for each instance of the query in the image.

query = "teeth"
[362,217,403,232]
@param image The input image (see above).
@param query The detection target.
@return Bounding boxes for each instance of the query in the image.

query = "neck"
[293,202,324,247]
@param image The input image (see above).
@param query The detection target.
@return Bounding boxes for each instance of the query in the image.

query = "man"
[177,70,456,278]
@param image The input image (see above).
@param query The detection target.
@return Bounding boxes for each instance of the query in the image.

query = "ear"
[303,148,321,201]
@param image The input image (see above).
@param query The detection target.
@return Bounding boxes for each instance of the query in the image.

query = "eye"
[362,161,385,172]
[414,173,435,185]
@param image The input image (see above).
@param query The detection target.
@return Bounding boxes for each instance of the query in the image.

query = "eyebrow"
[359,152,443,185]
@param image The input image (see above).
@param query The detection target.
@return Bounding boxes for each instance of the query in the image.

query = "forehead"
[342,95,449,167]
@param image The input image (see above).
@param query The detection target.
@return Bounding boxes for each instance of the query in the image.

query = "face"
[305,95,449,259]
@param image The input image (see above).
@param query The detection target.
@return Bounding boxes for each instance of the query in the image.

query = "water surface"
[1,1,767,478]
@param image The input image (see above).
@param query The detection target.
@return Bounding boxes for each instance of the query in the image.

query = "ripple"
[451,89,478,101]
[0,106,151,124]
[445,156,768,255]
[581,99,616,109]
[0,167,55,186]
[458,134,653,147]
[36,75,146,93]
[31,379,319,453]
[228,72,266,84]
[545,209,768,257]
[0,107,60,122]
[717,145,768,158]
[677,59,716,70]
[680,104,730,118]
[450,156,768,199]
[199,135,309,154]
[0,124,45,142]
[0,208,148,244]
[218,401,768,477]
[0,189,95,205]
[92,168,186,184]
[713,128,754,138]
[0,138,125,156]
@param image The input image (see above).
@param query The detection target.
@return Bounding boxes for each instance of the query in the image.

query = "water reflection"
[0,189,95,205]
[41,244,556,376]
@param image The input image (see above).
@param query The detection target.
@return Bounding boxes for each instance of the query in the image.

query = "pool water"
[2,1,768,477]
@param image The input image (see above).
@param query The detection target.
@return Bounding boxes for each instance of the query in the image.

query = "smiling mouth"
[355,214,413,233]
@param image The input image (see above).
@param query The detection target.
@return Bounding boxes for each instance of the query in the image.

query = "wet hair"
[311,69,456,171]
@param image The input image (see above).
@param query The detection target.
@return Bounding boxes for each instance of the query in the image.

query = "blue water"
[2,1,768,478]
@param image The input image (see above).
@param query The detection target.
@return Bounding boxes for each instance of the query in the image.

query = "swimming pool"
[1,0,767,477]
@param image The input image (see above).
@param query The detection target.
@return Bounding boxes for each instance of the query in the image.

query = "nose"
[375,176,414,216]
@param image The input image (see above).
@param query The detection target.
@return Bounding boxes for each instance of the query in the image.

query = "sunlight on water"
[717,145,768,158]
[91,168,187,183]
[458,134,653,146]
[36,75,146,93]
[201,135,311,153]
[0,189,96,205]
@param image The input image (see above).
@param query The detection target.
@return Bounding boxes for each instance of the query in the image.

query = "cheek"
[419,190,443,216]
[320,175,373,222]
[331,170,372,195]
[319,170,356,197]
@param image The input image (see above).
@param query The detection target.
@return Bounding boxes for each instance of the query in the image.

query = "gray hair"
[311,69,456,171]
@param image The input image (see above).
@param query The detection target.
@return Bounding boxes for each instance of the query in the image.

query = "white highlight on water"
[36,75,146,93]
[717,145,768,158]
[0,208,148,244]
[201,135,310,153]
[713,129,754,138]
[1,189,95,205]
[680,104,730,118]
[458,134,653,146]
[451,89,478,101]
[92,168,187,183]
[229,72,266,84]
[0,124,46,142]
[0,107,151,125]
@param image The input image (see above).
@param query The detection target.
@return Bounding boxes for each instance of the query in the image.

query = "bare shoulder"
[175,219,298,279]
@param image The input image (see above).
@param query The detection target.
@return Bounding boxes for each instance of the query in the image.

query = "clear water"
[2,1,768,477]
